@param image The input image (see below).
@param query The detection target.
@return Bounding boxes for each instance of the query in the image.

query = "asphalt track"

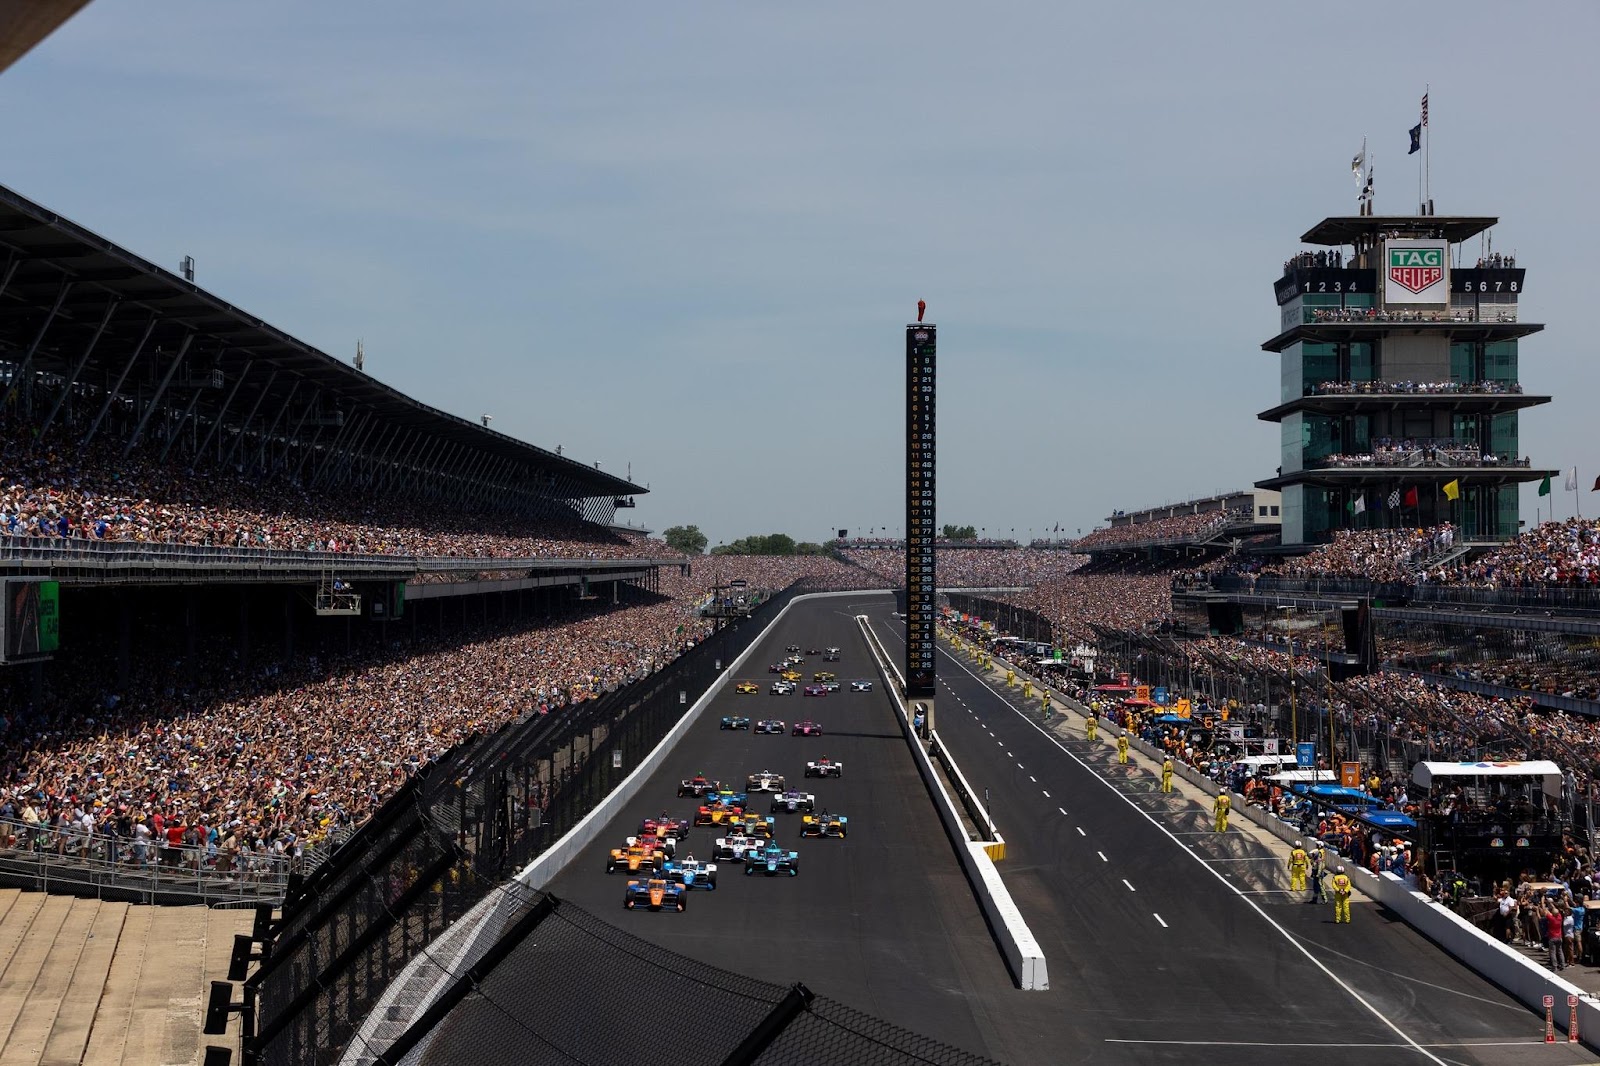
[870,598,1596,1066]
[544,594,1032,1062]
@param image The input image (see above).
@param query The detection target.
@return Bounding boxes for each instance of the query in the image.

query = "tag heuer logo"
[1388,248,1444,293]
[914,331,929,342]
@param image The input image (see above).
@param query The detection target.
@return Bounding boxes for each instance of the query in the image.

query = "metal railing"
[1301,307,1520,325]
[1307,380,1525,397]
[0,815,296,904]
[1195,574,1600,616]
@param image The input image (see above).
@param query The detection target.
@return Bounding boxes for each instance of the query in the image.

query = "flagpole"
[1424,85,1431,210]
[1577,466,1582,520]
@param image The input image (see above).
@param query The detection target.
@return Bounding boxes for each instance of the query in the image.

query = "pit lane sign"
[1384,239,1449,305]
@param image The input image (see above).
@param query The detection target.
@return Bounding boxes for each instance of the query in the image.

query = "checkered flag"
[1387,489,1402,509]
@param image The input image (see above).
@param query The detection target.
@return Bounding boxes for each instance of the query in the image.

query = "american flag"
[1421,93,1429,127]
[1387,489,1402,509]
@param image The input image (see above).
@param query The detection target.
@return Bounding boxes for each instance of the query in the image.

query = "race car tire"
[744,864,753,876]
[789,867,798,877]
[677,897,687,912]
[624,898,635,909]
[605,860,615,874]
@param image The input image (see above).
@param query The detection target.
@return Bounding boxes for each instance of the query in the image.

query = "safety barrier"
[858,616,1047,991]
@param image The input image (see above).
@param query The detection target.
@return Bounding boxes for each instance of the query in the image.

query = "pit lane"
[871,600,1595,1066]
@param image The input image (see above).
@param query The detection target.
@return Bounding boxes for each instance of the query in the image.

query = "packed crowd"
[1304,308,1514,324]
[1445,518,1600,588]
[1307,380,1523,396]
[0,427,657,560]
[1001,574,1173,644]
[838,547,1086,588]
[1071,509,1247,551]
[1283,249,1346,272]
[670,555,890,594]
[0,594,717,879]
[1270,524,1456,583]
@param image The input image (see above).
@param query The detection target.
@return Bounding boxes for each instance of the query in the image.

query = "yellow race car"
[735,681,760,694]
[780,670,802,683]
[812,671,836,683]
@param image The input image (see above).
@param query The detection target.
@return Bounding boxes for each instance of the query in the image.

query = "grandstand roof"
[0,1,92,76]
[0,181,643,499]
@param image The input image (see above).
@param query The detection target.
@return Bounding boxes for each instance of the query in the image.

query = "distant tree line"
[661,525,826,557]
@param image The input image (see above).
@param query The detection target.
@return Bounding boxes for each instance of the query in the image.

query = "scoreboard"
[2,579,59,663]
[905,323,936,698]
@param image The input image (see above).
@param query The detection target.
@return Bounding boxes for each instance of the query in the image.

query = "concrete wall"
[857,617,1047,990]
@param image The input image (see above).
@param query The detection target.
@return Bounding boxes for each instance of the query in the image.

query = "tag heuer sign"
[913,331,929,343]
[1389,247,1443,293]
[1383,238,1449,304]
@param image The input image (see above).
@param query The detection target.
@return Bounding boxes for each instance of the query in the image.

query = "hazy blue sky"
[2,3,1595,546]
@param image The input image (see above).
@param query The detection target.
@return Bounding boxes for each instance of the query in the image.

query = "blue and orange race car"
[624,877,687,911]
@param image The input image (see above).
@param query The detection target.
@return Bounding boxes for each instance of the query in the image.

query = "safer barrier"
[857,615,1047,991]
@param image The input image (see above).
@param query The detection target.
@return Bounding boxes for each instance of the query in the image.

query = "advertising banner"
[1383,239,1449,305]
[1296,742,1317,769]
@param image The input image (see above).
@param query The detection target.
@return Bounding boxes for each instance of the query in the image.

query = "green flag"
[1538,474,1552,497]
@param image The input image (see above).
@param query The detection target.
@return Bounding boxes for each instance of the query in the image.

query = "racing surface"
[870,599,1595,1066]
[543,593,1038,1061]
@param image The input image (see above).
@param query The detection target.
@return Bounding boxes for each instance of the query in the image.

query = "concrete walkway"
[0,889,255,1066]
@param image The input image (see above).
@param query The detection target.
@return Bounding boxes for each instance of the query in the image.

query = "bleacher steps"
[37,903,129,1066]
[79,904,153,1066]
[116,907,206,1066]
[0,895,78,1060]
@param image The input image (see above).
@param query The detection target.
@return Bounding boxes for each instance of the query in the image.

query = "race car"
[770,789,815,814]
[624,877,686,911]
[730,811,776,838]
[693,794,747,827]
[659,855,718,890]
[631,832,677,860]
[800,810,849,838]
[735,681,760,695]
[768,663,784,673]
[639,814,690,841]
[804,757,843,778]
[824,647,841,661]
[792,720,823,736]
[801,685,827,697]
[755,719,786,734]
[721,715,752,730]
[813,671,836,683]
[785,644,801,653]
[849,679,873,692]
[677,774,721,797]
[769,681,795,695]
[607,843,662,874]
[744,842,800,877]
[820,681,841,693]
[746,769,786,792]
[712,832,763,863]
[780,670,802,683]
[806,648,820,655]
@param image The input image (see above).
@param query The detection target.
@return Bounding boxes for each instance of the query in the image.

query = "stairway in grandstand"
[1406,541,1474,575]
[0,889,253,1066]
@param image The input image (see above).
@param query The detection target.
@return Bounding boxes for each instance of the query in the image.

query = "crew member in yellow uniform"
[1086,713,1098,742]
[1212,788,1231,832]
[1116,733,1129,765]
[1161,756,1174,793]
[1331,864,1353,923]
[1288,840,1309,893]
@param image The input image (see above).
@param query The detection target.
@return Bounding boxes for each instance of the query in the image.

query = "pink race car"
[791,720,823,737]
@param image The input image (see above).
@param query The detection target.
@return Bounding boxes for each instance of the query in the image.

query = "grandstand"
[0,1,91,76]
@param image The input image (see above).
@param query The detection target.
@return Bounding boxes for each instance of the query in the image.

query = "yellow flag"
[1443,479,1460,501]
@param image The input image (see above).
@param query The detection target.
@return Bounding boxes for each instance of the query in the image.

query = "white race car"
[746,769,786,793]
[804,757,844,779]
[712,832,763,863]
[849,679,873,692]
[769,789,816,814]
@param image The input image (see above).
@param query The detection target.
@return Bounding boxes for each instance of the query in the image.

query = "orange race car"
[606,841,665,874]
[624,877,687,912]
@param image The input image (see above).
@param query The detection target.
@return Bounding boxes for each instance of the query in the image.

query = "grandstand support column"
[193,359,253,462]
[338,416,384,488]
[408,439,454,498]
[299,407,358,482]
[287,420,326,479]
[39,296,117,436]
[123,330,194,455]
[117,596,132,690]
[378,429,424,493]
[355,423,398,488]
[271,387,319,470]
[83,315,157,447]
[221,369,280,470]
[0,277,70,413]
[238,595,251,671]
[283,591,295,661]
[442,449,487,506]
[159,380,206,463]
[311,410,371,488]
[251,378,302,470]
